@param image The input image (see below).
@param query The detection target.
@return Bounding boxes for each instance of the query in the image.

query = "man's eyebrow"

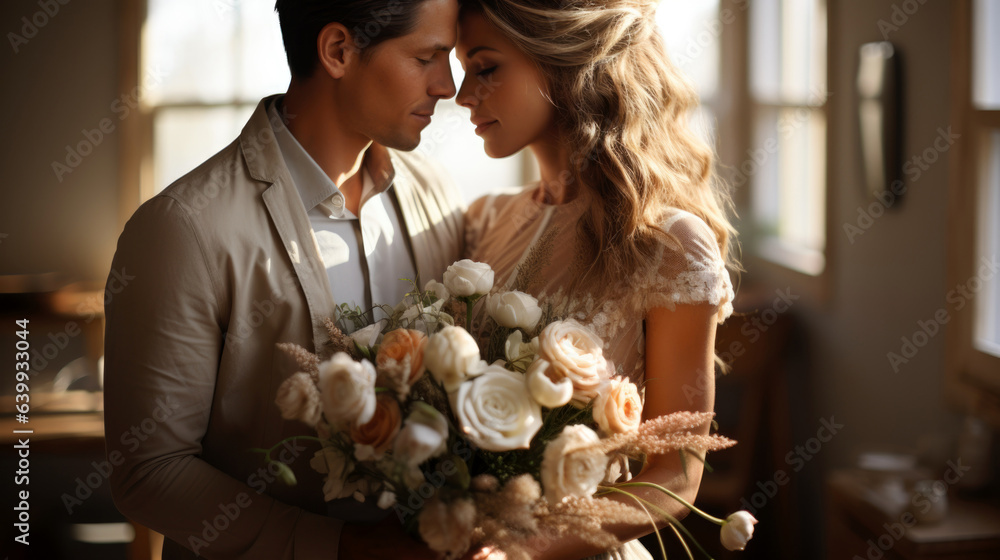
[466,46,500,57]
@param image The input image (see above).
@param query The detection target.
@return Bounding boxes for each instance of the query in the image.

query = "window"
[746,0,828,275]
[137,1,525,204]
[946,0,1000,427]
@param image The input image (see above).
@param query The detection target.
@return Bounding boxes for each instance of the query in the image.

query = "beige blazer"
[103,96,465,559]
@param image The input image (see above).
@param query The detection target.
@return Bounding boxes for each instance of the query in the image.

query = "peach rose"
[350,393,402,460]
[377,329,427,383]
[537,320,608,406]
[592,377,643,434]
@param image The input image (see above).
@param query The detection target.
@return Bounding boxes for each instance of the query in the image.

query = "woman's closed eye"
[477,65,498,77]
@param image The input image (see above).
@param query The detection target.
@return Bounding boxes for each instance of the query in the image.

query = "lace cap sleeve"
[643,210,734,323]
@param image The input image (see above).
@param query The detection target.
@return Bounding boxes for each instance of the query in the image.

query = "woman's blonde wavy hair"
[463,0,739,276]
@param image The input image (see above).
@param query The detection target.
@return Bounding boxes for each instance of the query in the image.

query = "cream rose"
[537,320,609,406]
[525,359,573,408]
[540,424,607,504]
[424,326,484,392]
[376,329,427,384]
[486,290,543,331]
[592,376,643,434]
[443,259,494,297]
[275,372,322,427]
[454,365,542,451]
[393,403,449,468]
[350,393,402,460]
[318,352,377,427]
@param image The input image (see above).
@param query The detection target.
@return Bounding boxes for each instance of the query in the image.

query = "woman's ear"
[317,22,357,79]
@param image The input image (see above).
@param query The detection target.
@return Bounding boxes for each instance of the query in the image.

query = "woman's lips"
[474,120,497,135]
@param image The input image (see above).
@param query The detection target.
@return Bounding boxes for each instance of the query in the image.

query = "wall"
[0,0,121,286]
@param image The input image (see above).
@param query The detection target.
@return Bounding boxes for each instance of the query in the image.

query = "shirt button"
[331,193,345,209]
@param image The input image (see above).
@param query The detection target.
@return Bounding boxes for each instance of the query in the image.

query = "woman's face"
[455,9,556,158]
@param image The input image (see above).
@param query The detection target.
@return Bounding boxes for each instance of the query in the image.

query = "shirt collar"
[267,96,397,213]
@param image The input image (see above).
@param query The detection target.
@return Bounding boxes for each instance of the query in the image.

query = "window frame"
[945,0,1000,429]
[728,0,832,302]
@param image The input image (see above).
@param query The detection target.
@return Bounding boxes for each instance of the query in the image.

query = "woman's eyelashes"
[477,65,498,77]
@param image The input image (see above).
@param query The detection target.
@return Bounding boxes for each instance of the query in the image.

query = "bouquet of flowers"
[263,259,757,559]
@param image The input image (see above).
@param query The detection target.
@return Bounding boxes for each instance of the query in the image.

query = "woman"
[456,0,738,558]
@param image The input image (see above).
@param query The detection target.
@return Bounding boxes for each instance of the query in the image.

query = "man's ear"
[317,22,358,79]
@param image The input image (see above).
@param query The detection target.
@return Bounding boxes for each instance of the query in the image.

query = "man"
[103,0,463,557]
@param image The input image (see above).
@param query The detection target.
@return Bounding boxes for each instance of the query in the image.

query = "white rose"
[275,372,322,427]
[592,376,643,434]
[318,353,377,427]
[424,279,450,302]
[310,446,354,502]
[443,259,494,297]
[537,320,609,406]
[720,511,758,551]
[393,403,449,468]
[540,424,607,504]
[454,365,542,451]
[525,359,573,408]
[424,326,485,392]
[486,291,543,331]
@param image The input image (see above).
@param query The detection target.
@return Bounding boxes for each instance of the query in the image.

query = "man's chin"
[375,131,422,152]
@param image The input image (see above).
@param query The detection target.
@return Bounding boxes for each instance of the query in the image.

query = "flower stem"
[598,486,713,560]
[612,482,726,525]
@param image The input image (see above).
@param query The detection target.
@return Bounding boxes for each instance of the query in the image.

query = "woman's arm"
[525,302,719,560]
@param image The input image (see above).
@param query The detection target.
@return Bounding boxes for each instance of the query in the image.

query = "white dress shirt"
[268,97,416,323]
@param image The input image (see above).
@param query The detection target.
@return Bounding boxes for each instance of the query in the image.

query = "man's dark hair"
[274,0,428,78]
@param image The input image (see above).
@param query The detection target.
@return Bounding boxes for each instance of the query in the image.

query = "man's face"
[338,0,459,151]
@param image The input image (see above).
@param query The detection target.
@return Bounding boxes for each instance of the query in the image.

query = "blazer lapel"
[240,96,337,354]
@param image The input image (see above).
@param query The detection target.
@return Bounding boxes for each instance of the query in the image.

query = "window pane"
[975,130,1000,356]
[751,107,826,274]
[153,106,255,193]
[145,0,240,104]
[973,0,1000,110]
[750,0,827,105]
[238,0,291,99]
[656,0,721,100]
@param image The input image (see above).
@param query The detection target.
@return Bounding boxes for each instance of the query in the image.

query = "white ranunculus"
[349,320,385,349]
[454,365,542,451]
[486,291,543,331]
[377,490,396,510]
[504,330,539,365]
[275,372,322,427]
[424,326,485,392]
[424,279,450,302]
[720,511,758,551]
[537,320,609,406]
[443,259,494,297]
[393,403,449,468]
[525,359,573,408]
[540,424,607,504]
[310,446,354,502]
[592,376,643,435]
[318,353,377,427]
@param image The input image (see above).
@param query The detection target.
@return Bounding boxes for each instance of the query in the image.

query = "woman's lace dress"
[463,186,735,560]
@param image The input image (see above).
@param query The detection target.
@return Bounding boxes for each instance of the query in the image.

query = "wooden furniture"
[826,469,1000,559]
